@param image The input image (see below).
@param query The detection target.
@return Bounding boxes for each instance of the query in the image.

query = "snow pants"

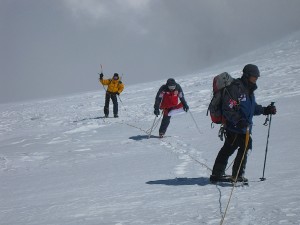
[159,115,171,135]
[104,92,118,116]
[212,130,252,178]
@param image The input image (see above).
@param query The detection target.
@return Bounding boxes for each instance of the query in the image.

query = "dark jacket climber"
[153,78,189,137]
[210,64,277,183]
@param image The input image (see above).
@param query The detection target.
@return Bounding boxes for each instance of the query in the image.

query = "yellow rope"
[220,127,250,225]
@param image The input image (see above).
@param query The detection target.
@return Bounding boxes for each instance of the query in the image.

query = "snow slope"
[1,32,300,225]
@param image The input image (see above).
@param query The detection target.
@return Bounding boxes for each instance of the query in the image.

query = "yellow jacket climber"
[99,73,124,118]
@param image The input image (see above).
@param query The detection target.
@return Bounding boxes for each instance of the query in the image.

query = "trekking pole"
[116,94,126,114]
[117,94,123,104]
[260,102,275,181]
[116,74,124,109]
[148,116,157,139]
[220,126,250,225]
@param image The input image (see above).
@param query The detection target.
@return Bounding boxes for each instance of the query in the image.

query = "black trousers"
[104,92,118,116]
[159,115,171,134]
[212,130,252,177]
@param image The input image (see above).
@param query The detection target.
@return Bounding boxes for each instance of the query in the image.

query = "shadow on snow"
[73,116,110,122]
[129,134,171,141]
[146,177,235,187]
[129,135,159,141]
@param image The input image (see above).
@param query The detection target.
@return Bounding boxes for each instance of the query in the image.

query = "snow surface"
[1,32,300,225]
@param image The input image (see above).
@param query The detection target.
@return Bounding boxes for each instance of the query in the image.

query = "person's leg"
[159,115,171,136]
[104,93,110,117]
[111,94,118,117]
[232,134,252,179]
[211,131,239,177]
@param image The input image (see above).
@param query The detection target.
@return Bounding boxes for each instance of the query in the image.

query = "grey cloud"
[1,0,300,103]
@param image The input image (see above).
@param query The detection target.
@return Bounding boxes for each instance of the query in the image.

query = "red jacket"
[154,84,187,115]
[159,90,179,109]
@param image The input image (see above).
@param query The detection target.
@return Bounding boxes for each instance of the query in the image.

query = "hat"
[242,64,260,78]
[166,78,176,86]
[113,73,119,77]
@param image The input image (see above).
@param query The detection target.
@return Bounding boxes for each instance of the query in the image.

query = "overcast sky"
[1,0,300,103]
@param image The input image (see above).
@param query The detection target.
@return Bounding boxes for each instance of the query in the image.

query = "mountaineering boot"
[210,163,228,182]
[210,174,231,183]
[159,133,164,138]
[211,163,226,176]
[114,114,119,118]
[234,176,248,183]
[104,106,109,117]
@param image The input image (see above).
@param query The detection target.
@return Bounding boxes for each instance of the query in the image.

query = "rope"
[220,127,250,225]
[185,153,212,171]
[189,111,203,135]
[97,103,213,172]
[115,115,213,172]
[225,160,234,171]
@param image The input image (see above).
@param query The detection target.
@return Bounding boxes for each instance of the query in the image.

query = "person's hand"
[99,73,104,79]
[154,108,160,116]
[116,93,120,96]
[236,120,248,129]
[183,104,189,112]
[263,105,276,115]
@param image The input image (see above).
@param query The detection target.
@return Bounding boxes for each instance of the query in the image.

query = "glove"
[116,93,120,96]
[236,120,248,129]
[99,73,104,79]
[263,105,276,115]
[154,108,160,116]
[183,104,189,112]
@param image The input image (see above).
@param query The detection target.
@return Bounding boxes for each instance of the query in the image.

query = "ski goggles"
[113,76,119,80]
[168,85,176,90]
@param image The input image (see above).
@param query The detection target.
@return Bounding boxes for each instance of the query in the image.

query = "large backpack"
[207,72,234,125]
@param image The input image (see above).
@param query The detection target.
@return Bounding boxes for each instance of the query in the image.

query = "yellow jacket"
[100,77,124,94]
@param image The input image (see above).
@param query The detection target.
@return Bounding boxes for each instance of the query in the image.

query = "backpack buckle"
[218,124,225,141]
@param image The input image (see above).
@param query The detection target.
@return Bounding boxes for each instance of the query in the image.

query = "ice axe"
[98,64,107,92]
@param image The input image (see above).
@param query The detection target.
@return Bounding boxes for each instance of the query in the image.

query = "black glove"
[183,104,189,112]
[154,108,160,116]
[263,105,276,115]
[236,120,248,129]
[116,93,120,95]
[99,73,104,79]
